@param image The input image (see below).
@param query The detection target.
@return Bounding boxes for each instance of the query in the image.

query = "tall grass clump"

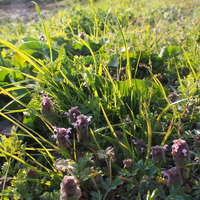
[0,0,200,199]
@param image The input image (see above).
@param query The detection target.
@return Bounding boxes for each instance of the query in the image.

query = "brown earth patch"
[0,0,67,24]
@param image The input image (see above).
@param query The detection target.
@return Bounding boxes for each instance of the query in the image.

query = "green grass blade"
[32,1,53,62]
[0,147,51,177]
[0,39,49,74]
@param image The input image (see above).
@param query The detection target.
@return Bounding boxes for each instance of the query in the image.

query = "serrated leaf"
[91,190,103,200]
[110,177,124,190]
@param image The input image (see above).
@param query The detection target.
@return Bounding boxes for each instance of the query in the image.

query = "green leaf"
[19,41,58,60]
[22,37,39,42]
[108,56,119,67]
[77,152,93,170]
[32,1,53,62]
[116,79,153,97]
[40,191,60,200]
[22,111,37,128]
[0,58,10,68]
[159,46,182,59]
[12,181,28,197]
[0,69,10,82]
[83,56,94,64]
[110,176,124,190]
[19,41,47,51]
[91,190,103,200]
[80,167,102,181]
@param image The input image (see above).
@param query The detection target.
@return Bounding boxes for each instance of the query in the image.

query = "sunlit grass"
[0,0,199,199]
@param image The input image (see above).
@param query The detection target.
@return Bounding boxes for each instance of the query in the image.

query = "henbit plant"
[150,145,168,163]
[161,167,183,187]
[172,139,190,168]
[0,0,200,199]
[60,176,82,200]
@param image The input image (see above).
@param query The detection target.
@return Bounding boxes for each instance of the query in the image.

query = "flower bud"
[132,139,147,152]
[161,167,183,186]
[60,176,82,200]
[172,139,190,168]
[65,107,81,124]
[168,92,179,102]
[72,115,92,142]
[123,117,133,127]
[150,145,168,163]
[41,93,53,115]
[39,35,46,41]
[52,127,72,149]
[78,32,86,39]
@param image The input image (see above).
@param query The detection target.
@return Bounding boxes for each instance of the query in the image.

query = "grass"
[0,0,200,199]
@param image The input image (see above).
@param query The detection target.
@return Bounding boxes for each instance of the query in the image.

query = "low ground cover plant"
[0,0,200,199]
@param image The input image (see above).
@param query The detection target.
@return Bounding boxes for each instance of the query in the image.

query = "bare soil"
[0,0,67,24]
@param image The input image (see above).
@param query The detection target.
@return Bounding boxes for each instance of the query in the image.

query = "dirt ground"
[0,0,67,24]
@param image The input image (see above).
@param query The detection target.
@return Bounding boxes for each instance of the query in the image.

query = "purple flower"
[60,176,82,200]
[52,127,72,149]
[51,134,57,139]
[132,139,147,152]
[172,139,190,168]
[168,92,179,102]
[41,93,53,115]
[161,167,183,186]
[39,35,46,41]
[72,115,92,128]
[177,14,184,20]
[65,107,81,124]
[150,145,168,163]
[123,117,133,127]
[120,67,126,74]
[78,32,86,39]
[72,115,92,142]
